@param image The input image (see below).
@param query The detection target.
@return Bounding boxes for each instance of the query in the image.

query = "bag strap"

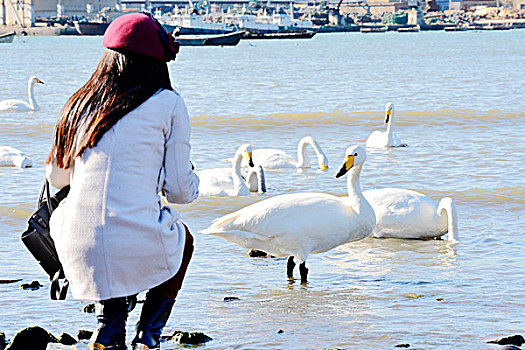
[50,268,69,300]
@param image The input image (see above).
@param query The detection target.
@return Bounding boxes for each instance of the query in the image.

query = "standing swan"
[0,146,33,168]
[0,76,45,112]
[200,145,376,282]
[196,144,257,197]
[363,188,458,242]
[365,102,406,148]
[240,136,329,170]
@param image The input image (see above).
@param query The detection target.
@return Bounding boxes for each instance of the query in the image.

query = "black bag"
[21,179,70,300]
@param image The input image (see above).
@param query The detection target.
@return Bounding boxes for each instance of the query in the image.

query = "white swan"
[0,76,44,112]
[239,136,329,170]
[200,145,376,282]
[0,146,33,168]
[363,188,458,242]
[196,144,257,197]
[365,102,406,148]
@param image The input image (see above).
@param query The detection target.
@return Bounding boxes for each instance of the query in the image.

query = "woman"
[46,13,199,350]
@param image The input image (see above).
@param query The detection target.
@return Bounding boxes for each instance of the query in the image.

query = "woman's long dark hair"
[47,49,173,168]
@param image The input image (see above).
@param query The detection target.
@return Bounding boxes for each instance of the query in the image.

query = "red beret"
[103,13,179,62]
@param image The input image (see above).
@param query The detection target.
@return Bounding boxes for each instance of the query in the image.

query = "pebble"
[166,331,212,345]
[76,330,92,341]
[82,304,95,313]
[0,279,22,284]
[223,296,240,302]
[247,249,274,258]
[395,344,410,348]
[5,326,58,350]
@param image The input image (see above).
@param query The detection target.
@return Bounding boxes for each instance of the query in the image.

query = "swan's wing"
[195,168,234,196]
[363,188,443,238]
[249,149,296,169]
[0,99,30,111]
[365,130,387,148]
[0,146,32,167]
[200,193,360,257]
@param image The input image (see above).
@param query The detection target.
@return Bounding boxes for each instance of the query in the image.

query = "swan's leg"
[286,256,295,279]
[299,262,308,283]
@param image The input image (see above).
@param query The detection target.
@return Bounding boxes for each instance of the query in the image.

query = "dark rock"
[82,304,95,313]
[486,335,525,346]
[5,326,58,350]
[247,249,275,258]
[500,345,521,350]
[1,331,6,350]
[57,333,76,346]
[395,344,410,348]
[76,330,92,341]
[223,297,240,302]
[19,281,43,290]
[168,331,212,345]
[0,279,22,284]
[277,329,284,334]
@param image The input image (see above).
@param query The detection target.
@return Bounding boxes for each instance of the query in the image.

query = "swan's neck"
[346,164,367,213]
[296,139,311,168]
[27,81,37,110]
[385,111,394,136]
[232,151,245,189]
[438,198,459,242]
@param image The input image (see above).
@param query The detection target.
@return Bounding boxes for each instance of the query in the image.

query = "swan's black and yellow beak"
[321,163,329,170]
[384,109,391,124]
[246,151,254,167]
[36,78,44,84]
[335,155,355,178]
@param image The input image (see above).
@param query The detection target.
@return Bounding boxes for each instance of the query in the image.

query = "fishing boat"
[397,25,420,32]
[74,20,109,35]
[443,25,468,31]
[243,30,316,39]
[0,31,16,43]
[360,25,387,33]
[160,13,236,35]
[175,31,243,46]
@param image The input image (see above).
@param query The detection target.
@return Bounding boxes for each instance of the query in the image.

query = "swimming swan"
[200,145,376,282]
[365,102,406,148]
[0,76,44,112]
[196,144,256,197]
[363,188,458,242]
[0,146,33,168]
[240,136,329,170]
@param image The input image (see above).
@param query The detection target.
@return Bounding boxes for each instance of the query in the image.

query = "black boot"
[91,297,129,349]
[132,293,175,349]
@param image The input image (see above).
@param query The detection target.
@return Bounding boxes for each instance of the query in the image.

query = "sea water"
[0,31,524,349]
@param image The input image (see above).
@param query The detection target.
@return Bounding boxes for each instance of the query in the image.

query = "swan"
[363,188,458,242]
[0,76,44,112]
[200,145,376,282]
[195,144,257,197]
[239,136,329,170]
[0,146,33,168]
[365,102,407,148]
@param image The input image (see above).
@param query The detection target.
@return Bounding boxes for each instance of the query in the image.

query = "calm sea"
[1,31,524,349]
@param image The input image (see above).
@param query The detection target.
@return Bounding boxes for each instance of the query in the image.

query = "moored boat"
[0,31,16,43]
[243,30,316,39]
[360,25,387,33]
[175,31,243,46]
[74,20,109,35]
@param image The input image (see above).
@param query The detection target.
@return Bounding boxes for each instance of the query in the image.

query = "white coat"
[46,89,199,301]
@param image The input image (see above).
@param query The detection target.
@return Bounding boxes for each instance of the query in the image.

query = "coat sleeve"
[162,96,200,204]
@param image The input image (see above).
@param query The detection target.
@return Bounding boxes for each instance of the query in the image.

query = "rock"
[247,249,274,258]
[500,345,521,350]
[76,330,92,341]
[168,331,212,345]
[486,334,525,346]
[57,333,76,346]
[19,281,43,290]
[395,344,410,348]
[223,297,240,302]
[277,329,284,334]
[402,293,423,299]
[82,304,95,313]
[5,326,58,350]
[0,279,22,284]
